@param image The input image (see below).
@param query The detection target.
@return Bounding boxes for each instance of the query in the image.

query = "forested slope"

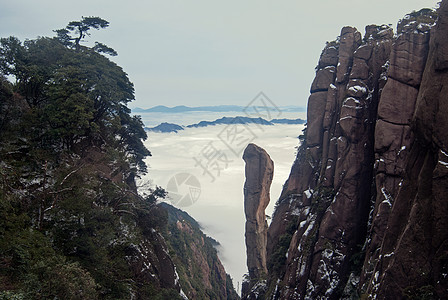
[0,17,237,300]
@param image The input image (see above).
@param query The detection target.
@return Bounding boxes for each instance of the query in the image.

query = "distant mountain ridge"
[133,105,306,113]
[145,116,306,133]
[186,116,272,128]
[148,122,184,133]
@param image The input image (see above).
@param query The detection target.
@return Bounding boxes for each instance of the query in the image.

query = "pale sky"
[0,0,440,108]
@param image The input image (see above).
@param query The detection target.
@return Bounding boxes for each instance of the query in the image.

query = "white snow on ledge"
[304,189,313,199]
[348,85,367,94]
[438,160,448,168]
[381,187,392,207]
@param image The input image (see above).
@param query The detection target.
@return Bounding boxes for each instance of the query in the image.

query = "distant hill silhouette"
[186,116,272,128]
[146,122,184,133]
[133,105,305,113]
[145,116,306,132]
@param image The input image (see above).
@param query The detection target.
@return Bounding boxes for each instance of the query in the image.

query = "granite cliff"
[161,203,239,300]
[243,4,447,299]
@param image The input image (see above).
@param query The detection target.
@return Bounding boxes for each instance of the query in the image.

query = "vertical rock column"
[364,5,447,298]
[361,13,435,289]
[242,143,273,290]
[269,25,393,299]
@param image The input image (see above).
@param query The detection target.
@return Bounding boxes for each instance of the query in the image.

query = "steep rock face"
[161,203,239,300]
[242,143,274,298]
[127,231,181,292]
[266,24,393,299]
[363,3,448,298]
[265,6,443,300]
[360,12,434,290]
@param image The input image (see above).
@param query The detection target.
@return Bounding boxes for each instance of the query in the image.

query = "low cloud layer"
[140,122,304,292]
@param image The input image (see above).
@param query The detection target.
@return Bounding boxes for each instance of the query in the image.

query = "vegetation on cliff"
[0,17,170,299]
[0,17,237,299]
[161,203,240,300]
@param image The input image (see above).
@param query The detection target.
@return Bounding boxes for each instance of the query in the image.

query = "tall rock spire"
[242,143,273,299]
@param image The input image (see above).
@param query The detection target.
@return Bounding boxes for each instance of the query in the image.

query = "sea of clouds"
[137,111,305,294]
